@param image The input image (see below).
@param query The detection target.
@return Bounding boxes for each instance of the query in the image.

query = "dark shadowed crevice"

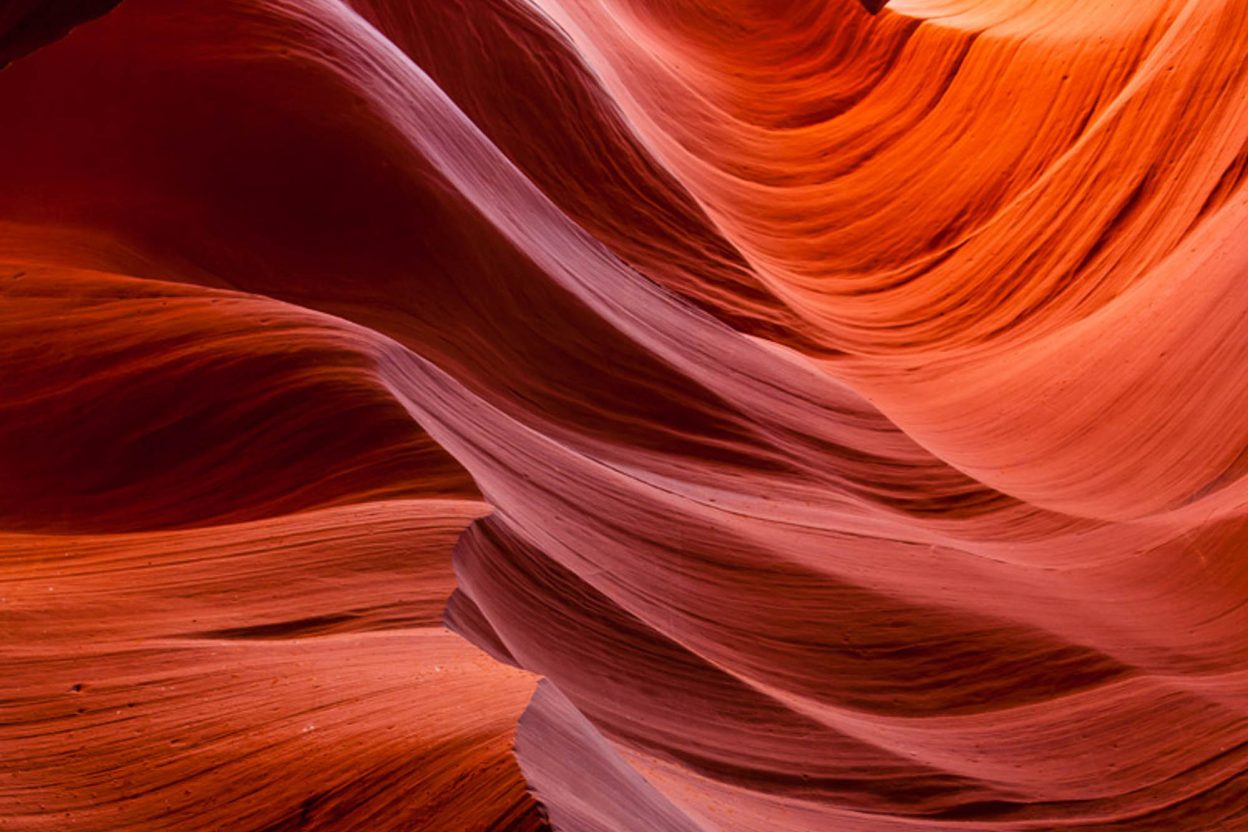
[0,0,124,70]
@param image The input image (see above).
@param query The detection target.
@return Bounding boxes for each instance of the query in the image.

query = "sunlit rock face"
[2,1,1246,830]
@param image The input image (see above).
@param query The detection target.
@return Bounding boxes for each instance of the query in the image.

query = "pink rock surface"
[2,1,1246,829]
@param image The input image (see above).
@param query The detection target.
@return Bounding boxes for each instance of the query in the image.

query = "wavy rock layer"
[1,0,1246,830]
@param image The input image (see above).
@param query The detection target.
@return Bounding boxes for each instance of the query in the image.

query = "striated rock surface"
[2,0,1246,829]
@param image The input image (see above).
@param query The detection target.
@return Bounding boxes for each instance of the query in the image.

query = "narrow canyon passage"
[1,1,1246,829]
